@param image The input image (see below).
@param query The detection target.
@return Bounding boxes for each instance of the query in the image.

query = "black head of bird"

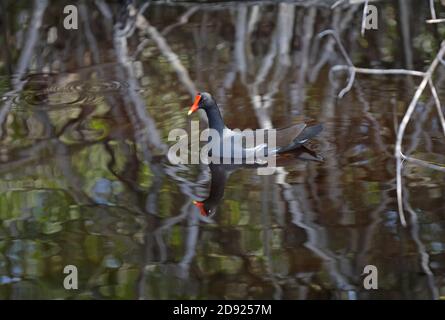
[187,92,226,133]
[193,200,217,217]
[187,92,215,115]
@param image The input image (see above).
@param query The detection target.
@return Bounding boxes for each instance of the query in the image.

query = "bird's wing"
[221,124,306,150]
[268,123,306,148]
[216,129,266,159]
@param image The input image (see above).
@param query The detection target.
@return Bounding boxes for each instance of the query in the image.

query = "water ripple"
[7,74,129,110]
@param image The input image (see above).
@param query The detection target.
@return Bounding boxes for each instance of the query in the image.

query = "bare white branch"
[429,0,437,20]
[427,0,445,23]
[396,42,445,227]
[361,0,369,36]
[401,152,445,173]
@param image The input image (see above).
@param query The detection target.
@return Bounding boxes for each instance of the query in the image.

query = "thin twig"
[430,0,437,19]
[318,30,356,98]
[405,198,440,299]
[426,18,445,23]
[331,0,346,9]
[401,152,445,172]
[322,30,427,98]
[135,12,197,97]
[318,30,354,66]
[320,30,445,227]
[427,0,445,23]
[331,65,426,77]
[133,6,199,60]
[428,79,445,136]
[395,42,445,227]
[328,65,425,97]
[361,0,369,36]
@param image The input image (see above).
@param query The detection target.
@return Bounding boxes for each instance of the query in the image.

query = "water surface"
[0,0,444,299]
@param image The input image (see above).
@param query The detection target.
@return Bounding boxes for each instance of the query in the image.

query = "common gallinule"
[188,92,323,217]
[193,147,323,217]
[187,92,323,159]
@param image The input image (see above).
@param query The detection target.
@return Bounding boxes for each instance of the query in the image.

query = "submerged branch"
[0,0,48,138]
[318,30,355,98]
[401,153,445,173]
[360,0,369,36]
[331,65,426,77]
[428,79,445,137]
[320,29,445,227]
[427,0,445,23]
[136,12,197,96]
[395,42,445,227]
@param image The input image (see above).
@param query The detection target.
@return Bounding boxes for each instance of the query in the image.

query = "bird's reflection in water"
[192,146,323,217]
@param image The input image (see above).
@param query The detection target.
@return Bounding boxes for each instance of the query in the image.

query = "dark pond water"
[0,0,445,299]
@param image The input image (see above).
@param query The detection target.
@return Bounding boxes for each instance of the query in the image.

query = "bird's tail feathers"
[276,124,323,153]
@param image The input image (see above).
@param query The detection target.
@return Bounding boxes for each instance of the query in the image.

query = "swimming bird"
[187,92,322,159]
[187,92,323,217]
